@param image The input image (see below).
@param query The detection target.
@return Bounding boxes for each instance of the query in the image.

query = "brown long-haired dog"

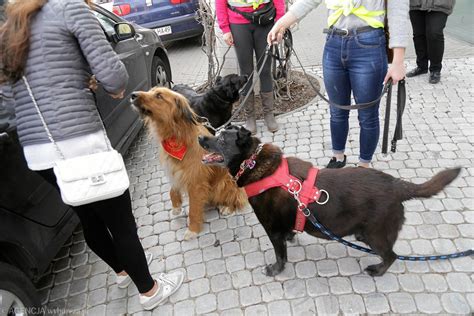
[130,87,247,240]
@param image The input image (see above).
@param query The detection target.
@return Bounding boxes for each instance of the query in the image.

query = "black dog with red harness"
[198,125,461,276]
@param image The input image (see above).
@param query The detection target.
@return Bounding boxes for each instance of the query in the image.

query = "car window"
[92,10,116,34]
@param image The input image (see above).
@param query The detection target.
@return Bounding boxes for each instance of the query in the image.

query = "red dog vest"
[244,158,322,232]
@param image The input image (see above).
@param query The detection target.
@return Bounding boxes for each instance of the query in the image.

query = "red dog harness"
[244,158,326,232]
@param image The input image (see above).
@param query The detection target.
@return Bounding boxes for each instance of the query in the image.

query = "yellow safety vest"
[325,0,385,28]
[228,0,269,9]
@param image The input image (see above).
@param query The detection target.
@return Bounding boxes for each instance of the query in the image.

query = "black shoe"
[429,71,441,84]
[406,67,428,78]
[326,155,346,169]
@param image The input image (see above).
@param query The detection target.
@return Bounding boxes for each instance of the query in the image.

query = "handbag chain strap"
[22,76,113,160]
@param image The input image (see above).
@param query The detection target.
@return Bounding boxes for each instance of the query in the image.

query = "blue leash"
[300,207,474,261]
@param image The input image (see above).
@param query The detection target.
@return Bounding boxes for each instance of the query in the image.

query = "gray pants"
[230,23,273,95]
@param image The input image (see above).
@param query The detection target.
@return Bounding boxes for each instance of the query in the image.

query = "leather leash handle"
[381,82,393,154]
[391,79,406,152]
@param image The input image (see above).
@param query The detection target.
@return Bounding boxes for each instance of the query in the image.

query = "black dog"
[198,125,461,277]
[172,74,248,129]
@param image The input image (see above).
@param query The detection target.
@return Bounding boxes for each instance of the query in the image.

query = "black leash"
[298,205,474,261]
[381,79,406,154]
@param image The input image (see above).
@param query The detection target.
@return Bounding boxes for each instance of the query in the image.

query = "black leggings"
[37,169,154,293]
[409,10,448,72]
[230,22,273,95]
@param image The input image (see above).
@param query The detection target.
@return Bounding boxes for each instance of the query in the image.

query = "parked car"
[0,4,171,315]
[112,0,204,43]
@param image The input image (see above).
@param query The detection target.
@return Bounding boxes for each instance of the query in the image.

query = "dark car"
[0,4,171,314]
[112,0,204,43]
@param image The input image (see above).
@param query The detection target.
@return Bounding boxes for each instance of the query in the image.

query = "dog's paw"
[219,206,233,216]
[286,232,296,242]
[184,229,198,241]
[262,263,284,277]
[172,207,182,216]
[365,264,386,277]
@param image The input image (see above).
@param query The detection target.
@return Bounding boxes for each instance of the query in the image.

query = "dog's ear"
[174,94,197,125]
[236,126,252,146]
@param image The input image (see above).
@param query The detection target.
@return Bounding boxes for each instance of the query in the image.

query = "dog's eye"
[155,93,162,99]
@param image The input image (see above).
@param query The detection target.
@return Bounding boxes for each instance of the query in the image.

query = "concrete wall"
[445,0,474,44]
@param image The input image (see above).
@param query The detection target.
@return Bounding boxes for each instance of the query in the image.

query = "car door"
[0,86,69,228]
[92,8,149,149]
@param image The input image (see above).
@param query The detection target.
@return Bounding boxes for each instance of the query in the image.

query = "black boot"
[406,67,428,78]
[429,71,441,84]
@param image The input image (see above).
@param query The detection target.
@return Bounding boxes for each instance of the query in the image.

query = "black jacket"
[410,0,456,15]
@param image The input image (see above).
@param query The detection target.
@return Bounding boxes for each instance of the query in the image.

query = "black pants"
[37,169,154,293]
[230,23,273,95]
[409,10,448,72]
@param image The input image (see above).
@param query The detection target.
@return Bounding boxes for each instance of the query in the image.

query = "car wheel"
[151,56,171,88]
[0,262,42,315]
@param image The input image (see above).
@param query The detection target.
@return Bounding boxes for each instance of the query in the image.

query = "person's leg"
[322,34,351,167]
[409,10,429,72]
[348,29,388,166]
[254,23,273,93]
[91,193,184,309]
[231,23,257,133]
[231,23,256,95]
[90,191,154,294]
[36,169,125,273]
[425,11,448,83]
[254,23,278,132]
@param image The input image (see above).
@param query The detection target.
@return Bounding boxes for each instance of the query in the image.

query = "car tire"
[0,262,42,315]
[151,56,171,88]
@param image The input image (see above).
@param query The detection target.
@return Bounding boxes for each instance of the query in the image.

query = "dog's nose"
[130,92,139,101]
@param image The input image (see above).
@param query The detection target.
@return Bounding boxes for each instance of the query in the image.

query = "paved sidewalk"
[39,56,474,315]
[38,7,474,315]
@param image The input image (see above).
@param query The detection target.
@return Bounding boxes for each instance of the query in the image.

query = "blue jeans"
[323,28,388,163]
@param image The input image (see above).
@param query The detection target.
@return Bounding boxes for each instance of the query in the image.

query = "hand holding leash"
[267,12,297,45]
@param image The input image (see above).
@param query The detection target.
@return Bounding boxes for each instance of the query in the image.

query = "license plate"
[155,26,172,36]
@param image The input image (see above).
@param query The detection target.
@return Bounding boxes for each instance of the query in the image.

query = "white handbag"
[23,76,130,206]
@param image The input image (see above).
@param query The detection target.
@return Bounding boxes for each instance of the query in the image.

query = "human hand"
[267,23,287,45]
[223,32,234,46]
[89,75,98,92]
[267,13,298,45]
[110,90,125,99]
[384,61,405,85]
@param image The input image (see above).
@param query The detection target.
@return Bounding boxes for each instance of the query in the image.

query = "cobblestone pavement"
[39,57,474,315]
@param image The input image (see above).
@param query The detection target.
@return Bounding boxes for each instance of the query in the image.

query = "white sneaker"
[116,252,153,289]
[139,270,185,310]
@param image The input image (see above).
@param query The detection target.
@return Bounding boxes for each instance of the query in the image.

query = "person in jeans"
[406,0,456,84]
[268,0,408,168]
[216,0,286,134]
[0,0,183,310]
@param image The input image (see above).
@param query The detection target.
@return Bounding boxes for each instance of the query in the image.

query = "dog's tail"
[399,168,461,201]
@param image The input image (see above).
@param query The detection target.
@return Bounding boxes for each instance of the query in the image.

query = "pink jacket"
[216,0,286,34]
